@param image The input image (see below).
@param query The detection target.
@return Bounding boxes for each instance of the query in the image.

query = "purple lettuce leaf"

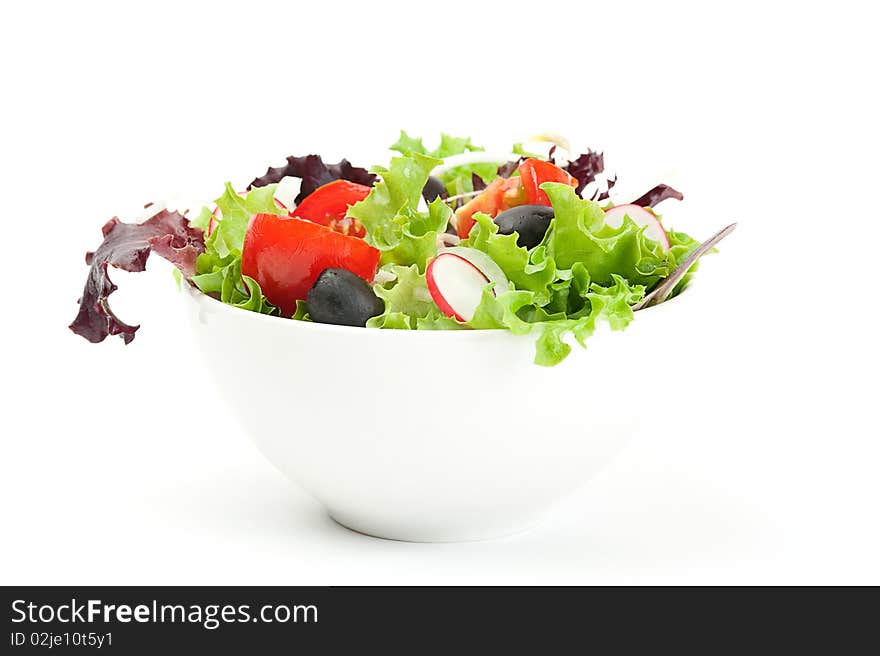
[593,174,618,202]
[496,158,523,179]
[630,183,684,207]
[564,151,605,196]
[248,155,377,204]
[70,209,205,344]
[471,172,487,192]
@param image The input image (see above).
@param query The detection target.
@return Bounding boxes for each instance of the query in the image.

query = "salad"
[70,132,711,366]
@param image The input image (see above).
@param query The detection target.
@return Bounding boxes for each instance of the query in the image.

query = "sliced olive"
[493,205,554,249]
[422,175,447,203]
[306,268,384,327]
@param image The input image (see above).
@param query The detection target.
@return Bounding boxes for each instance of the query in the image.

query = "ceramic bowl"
[184,283,692,542]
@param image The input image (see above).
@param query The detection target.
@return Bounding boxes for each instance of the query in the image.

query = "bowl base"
[327,511,546,543]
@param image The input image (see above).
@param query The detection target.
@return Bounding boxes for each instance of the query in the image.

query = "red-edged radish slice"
[274,176,300,211]
[604,204,670,251]
[207,205,221,236]
[439,246,509,292]
[427,253,491,322]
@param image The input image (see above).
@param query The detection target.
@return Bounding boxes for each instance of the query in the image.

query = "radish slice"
[208,205,221,236]
[426,253,490,322]
[604,204,670,251]
[274,176,300,211]
[438,247,508,292]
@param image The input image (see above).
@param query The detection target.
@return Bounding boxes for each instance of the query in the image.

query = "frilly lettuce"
[468,269,645,366]
[248,154,376,205]
[368,264,435,329]
[390,130,500,196]
[212,156,700,364]
[202,183,285,260]
[69,209,205,344]
[347,154,450,272]
[665,229,702,297]
[190,183,284,315]
[540,182,701,294]
[463,212,557,304]
[191,257,277,315]
[77,132,708,366]
[359,170,701,365]
[391,130,483,160]
[541,182,672,288]
[367,264,464,330]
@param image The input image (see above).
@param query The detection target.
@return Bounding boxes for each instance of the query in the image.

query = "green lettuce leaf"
[389,130,427,157]
[206,183,285,260]
[541,182,671,289]
[468,273,645,366]
[291,300,310,321]
[441,162,503,197]
[367,264,436,329]
[416,308,468,330]
[390,130,483,159]
[512,142,545,158]
[381,198,451,271]
[468,285,506,330]
[390,131,499,196]
[191,256,278,315]
[348,154,448,272]
[190,183,284,316]
[665,228,702,297]
[367,263,468,330]
[189,205,214,232]
[464,212,557,304]
[528,275,644,366]
[469,287,536,333]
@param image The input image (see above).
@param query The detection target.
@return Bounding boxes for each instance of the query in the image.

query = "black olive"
[421,175,447,203]
[306,268,384,327]
[493,205,554,249]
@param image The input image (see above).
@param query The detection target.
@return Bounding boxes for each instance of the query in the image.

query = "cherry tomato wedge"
[517,158,577,206]
[290,179,372,237]
[454,159,578,238]
[242,213,380,317]
[455,177,525,238]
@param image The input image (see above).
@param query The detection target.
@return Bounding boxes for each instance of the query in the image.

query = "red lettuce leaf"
[471,172,487,192]
[249,155,376,204]
[496,158,523,179]
[70,209,205,344]
[593,174,617,202]
[564,150,605,196]
[630,183,684,207]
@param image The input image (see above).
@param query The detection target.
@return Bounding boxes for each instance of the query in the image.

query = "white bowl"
[184,284,689,542]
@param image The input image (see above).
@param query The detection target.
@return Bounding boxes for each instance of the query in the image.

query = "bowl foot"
[327,511,546,543]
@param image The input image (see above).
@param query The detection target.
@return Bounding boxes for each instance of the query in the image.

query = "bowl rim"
[184,278,689,339]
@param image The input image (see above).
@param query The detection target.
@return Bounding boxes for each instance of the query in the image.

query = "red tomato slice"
[517,158,578,206]
[242,214,380,316]
[455,177,525,238]
[290,179,372,237]
[454,159,577,238]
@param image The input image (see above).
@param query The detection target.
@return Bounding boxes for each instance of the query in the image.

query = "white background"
[1,0,877,584]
